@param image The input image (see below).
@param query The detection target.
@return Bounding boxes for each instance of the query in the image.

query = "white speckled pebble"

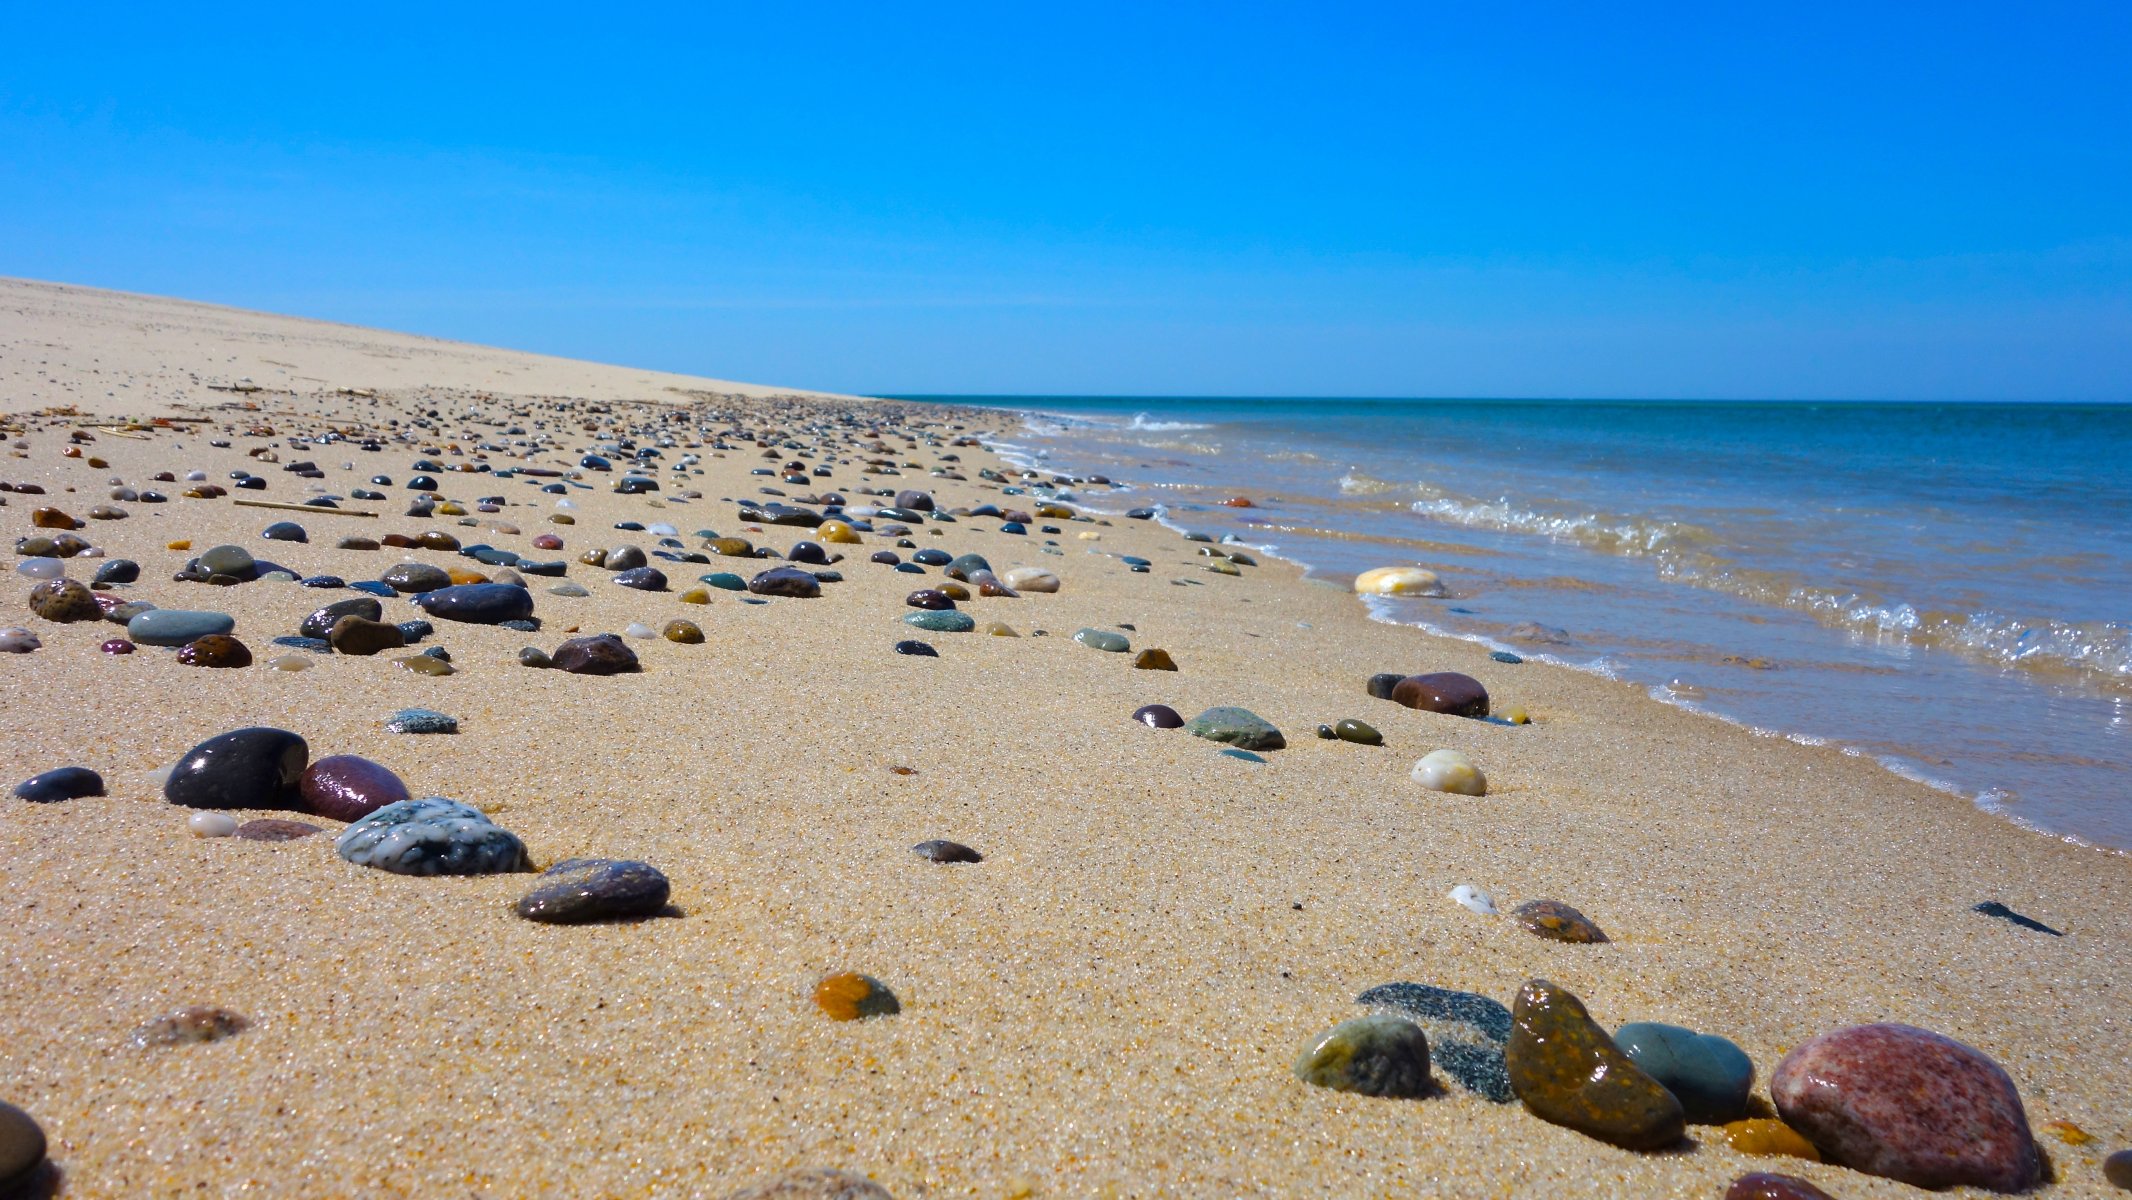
[189,812,238,838]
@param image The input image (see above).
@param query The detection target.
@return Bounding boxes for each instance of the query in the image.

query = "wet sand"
[1,277,2127,1198]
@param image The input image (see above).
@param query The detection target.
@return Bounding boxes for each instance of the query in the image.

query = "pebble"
[614,565,668,591]
[177,634,253,667]
[893,639,938,657]
[0,1100,45,1194]
[1490,650,1524,664]
[903,610,975,633]
[413,582,536,624]
[237,818,324,841]
[905,588,955,610]
[1354,565,1447,596]
[128,1005,248,1048]
[27,578,100,622]
[336,797,529,876]
[1331,718,1381,745]
[130,608,236,646]
[328,615,406,655]
[196,544,256,577]
[701,571,748,591]
[394,654,457,676]
[813,972,901,1020]
[1718,1119,1823,1161]
[1507,978,1685,1150]
[515,857,671,923]
[678,586,711,604]
[301,755,412,821]
[1725,1174,1837,1200]
[1447,884,1498,915]
[552,633,641,675]
[1391,671,1491,717]
[386,707,459,734]
[1365,672,1405,700]
[548,581,591,597]
[380,562,453,593]
[942,552,991,580]
[1410,748,1486,795]
[1356,982,1513,1102]
[1073,627,1130,652]
[663,619,704,644]
[1771,1023,2040,1191]
[103,638,137,654]
[14,766,105,803]
[1132,648,1177,670]
[14,557,63,581]
[0,627,40,653]
[1132,703,1184,729]
[748,566,822,598]
[188,812,239,837]
[1293,1015,1432,1099]
[624,622,657,639]
[1183,705,1285,750]
[1002,566,1060,592]
[165,727,308,809]
[1614,1021,1754,1123]
[2105,1150,2132,1190]
[261,521,307,542]
[724,1168,895,1200]
[1512,899,1608,943]
[911,839,981,863]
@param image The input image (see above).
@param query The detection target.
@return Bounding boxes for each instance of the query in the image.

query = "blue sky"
[3,3,2128,398]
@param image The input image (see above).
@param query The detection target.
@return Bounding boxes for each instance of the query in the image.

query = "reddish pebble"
[299,754,411,822]
[1133,703,1185,729]
[532,533,563,550]
[1390,671,1491,717]
[100,638,135,654]
[1726,1173,1837,1200]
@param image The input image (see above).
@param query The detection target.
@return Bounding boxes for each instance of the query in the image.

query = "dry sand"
[0,277,2126,1199]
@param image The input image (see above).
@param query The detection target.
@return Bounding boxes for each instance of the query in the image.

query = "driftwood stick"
[232,498,379,518]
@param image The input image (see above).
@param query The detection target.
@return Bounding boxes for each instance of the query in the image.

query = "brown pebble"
[1725,1174,1836,1200]
[1511,899,1608,943]
[177,635,253,668]
[1133,648,1178,671]
[662,619,704,644]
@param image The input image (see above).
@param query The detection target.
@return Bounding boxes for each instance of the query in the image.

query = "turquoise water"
[902,395,2132,851]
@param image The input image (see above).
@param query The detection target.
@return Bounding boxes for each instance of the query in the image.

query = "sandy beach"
[1,277,2126,1198]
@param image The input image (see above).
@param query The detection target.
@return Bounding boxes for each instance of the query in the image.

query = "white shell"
[188,812,238,838]
[1412,749,1487,796]
[1448,884,1498,915]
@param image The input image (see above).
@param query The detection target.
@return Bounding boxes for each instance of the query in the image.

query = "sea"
[896,396,2132,853]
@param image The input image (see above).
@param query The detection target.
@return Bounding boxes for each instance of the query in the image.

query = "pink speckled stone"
[1771,1023,2039,1192]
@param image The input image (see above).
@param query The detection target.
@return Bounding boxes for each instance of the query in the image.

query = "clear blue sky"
[4,3,2128,399]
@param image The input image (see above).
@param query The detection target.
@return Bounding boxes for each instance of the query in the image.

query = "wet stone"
[1391,671,1491,717]
[300,755,410,822]
[93,558,140,585]
[261,521,307,542]
[1771,1023,2040,1192]
[1133,704,1185,729]
[380,562,452,593]
[237,818,324,842]
[1507,979,1685,1150]
[813,972,900,1021]
[128,1005,248,1048]
[1294,1015,1432,1099]
[27,578,100,622]
[165,727,307,810]
[1719,1119,1823,1162]
[911,839,981,863]
[386,707,458,734]
[614,565,668,591]
[103,638,137,654]
[14,766,104,803]
[329,615,405,656]
[1615,1021,1755,1123]
[515,857,671,923]
[393,654,456,676]
[1725,1174,1837,1200]
[336,797,528,876]
[196,544,255,577]
[748,566,821,598]
[1490,650,1524,664]
[1512,899,1608,944]
[1356,981,1514,1102]
[272,636,332,653]
[903,610,974,633]
[905,588,955,610]
[177,634,252,668]
[552,633,640,675]
[1184,706,1285,751]
[413,582,536,624]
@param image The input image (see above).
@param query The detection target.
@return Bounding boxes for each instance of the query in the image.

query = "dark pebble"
[165,727,308,810]
[93,558,140,585]
[514,857,671,923]
[1490,650,1524,664]
[413,582,536,624]
[1391,671,1490,717]
[14,766,105,803]
[1725,1173,1837,1200]
[302,597,384,639]
[894,639,938,657]
[905,589,954,610]
[748,566,821,598]
[912,839,982,863]
[177,634,253,668]
[0,1099,45,1194]
[261,521,307,542]
[552,633,641,675]
[298,754,411,822]
[1366,672,1406,700]
[1133,704,1185,729]
[613,566,668,591]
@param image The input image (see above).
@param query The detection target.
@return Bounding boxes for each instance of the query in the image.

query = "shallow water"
[909,395,2132,852]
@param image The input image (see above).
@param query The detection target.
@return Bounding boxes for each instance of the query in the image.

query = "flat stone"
[261,521,307,542]
[1771,1023,2040,1191]
[14,766,105,803]
[552,633,640,675]
[237,818,324,842]
[336,797,528,876]
[613,566,668,591]
[1615,1021,1755,1123]
[813,972,900,1020]
[300,755,410,822]
[1183,706,1285,751]
[1074,627,1130,652]
[1725,1174,1837,1200]
[1507,979,1685,1150]
[1391,671,1490,717]
[165,727,307,810]
[413,582,536,624]
[514,857,671,923]
[903,610,974,633]
[1512,899,1608,944]
[1002,566,1060,592]
[1356,981,1513,1102]
[386,707,459,734]
[911,839,981,863]
[1293,1015,1432,1099]
[723,1168,896,1200]
[129,608,236,646]
[748,566,821,598]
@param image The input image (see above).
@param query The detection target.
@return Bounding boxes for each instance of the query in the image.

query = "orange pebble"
[445,567,490,585]
[167,540,192,551]
[61,446,81,458]
[2041,1119,2093,1145]
[1718,1118,1822,1161]
[812,972,901,1021]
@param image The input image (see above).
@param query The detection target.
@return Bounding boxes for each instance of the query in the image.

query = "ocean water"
[905,396,2132,852]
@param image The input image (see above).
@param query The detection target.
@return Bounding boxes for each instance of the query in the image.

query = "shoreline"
[2,279,2128,1197]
